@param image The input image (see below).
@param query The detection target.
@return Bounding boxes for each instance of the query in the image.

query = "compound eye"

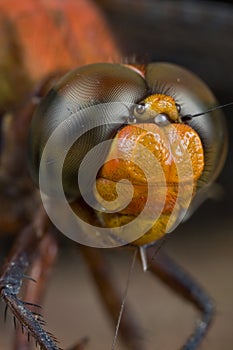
[154,113,170,126]
[175,103,181,113]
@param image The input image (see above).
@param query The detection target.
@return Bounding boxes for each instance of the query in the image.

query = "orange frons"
[98,123,204,186]
[95,122,204,245]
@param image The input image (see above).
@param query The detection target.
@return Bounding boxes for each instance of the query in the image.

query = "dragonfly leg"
[145,245,214,350]
[0,207,60,350]
[80,246,143,350]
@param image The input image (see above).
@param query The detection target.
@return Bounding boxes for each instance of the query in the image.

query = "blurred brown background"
[0,0,233,349]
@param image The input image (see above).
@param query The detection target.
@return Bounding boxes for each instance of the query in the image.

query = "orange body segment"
[0,0,120,109]
[0,0,119,80]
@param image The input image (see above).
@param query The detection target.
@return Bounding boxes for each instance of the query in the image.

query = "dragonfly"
[0,0,232,349]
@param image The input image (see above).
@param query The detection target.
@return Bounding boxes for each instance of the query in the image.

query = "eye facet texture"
[29,62,227,199]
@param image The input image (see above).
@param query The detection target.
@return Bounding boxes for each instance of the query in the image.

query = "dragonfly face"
[28,62,227,247]
[0,1,232,350]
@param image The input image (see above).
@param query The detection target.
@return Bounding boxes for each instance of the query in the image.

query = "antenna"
[181,101,233,122]
[111,248,137,350]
